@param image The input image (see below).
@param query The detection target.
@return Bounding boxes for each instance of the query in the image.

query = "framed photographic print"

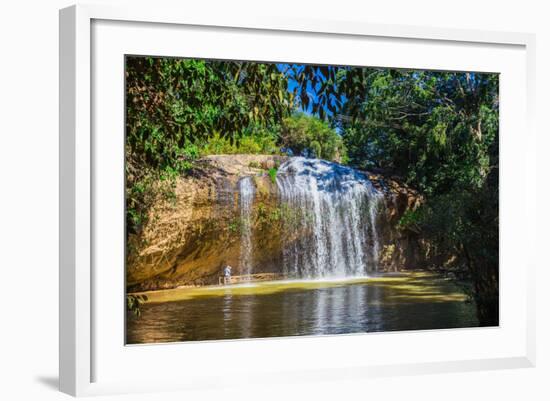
[60,4,536,396]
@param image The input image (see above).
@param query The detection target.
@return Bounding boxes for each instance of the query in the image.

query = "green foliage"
[310,140,322,158]
[397,208,423,233]
[267,167,278,184]
[280,113,346,162]
[194,131,279,156]
[127,294,148,317]
[126,57,292,162]
[227,218,241,234]
[290,65,498,194]
[254,203,289,233]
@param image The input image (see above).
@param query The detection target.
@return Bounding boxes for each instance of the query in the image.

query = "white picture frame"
[59,3,536,397]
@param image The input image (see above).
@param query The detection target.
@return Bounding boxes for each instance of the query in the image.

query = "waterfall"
[276,157,383,278]
[238,176,256,276]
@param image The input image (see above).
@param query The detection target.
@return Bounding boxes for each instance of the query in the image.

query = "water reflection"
[222,291,233,337]
[127,274,480,344]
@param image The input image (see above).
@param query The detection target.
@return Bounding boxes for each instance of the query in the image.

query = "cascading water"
[276,157,383,278]
[238,176,256,276]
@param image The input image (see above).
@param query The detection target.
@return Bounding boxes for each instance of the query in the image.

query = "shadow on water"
[127,272,480,344]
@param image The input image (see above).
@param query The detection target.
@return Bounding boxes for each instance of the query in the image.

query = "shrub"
[267,167,278,183]
[280,113,346,162]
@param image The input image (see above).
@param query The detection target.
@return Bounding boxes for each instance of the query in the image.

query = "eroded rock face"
[368,173,425,271]
[126,155,287,291]
[126,155,423,291]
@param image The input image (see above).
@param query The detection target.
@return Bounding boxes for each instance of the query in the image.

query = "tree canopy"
[126,57,294,174]
[280,113,346,162]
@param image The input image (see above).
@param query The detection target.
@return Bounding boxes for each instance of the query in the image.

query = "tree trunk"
[463,243,499,326]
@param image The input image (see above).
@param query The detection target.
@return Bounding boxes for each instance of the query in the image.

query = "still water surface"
[126,272,479,344]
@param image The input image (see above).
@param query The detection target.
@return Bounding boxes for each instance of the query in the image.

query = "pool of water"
[126,272,479,344]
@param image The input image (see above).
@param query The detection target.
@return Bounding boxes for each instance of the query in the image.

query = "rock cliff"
[126,155,423,291]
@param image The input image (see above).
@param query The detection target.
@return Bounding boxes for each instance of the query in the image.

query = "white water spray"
[276,157,383,278]
[238,176,255,276]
